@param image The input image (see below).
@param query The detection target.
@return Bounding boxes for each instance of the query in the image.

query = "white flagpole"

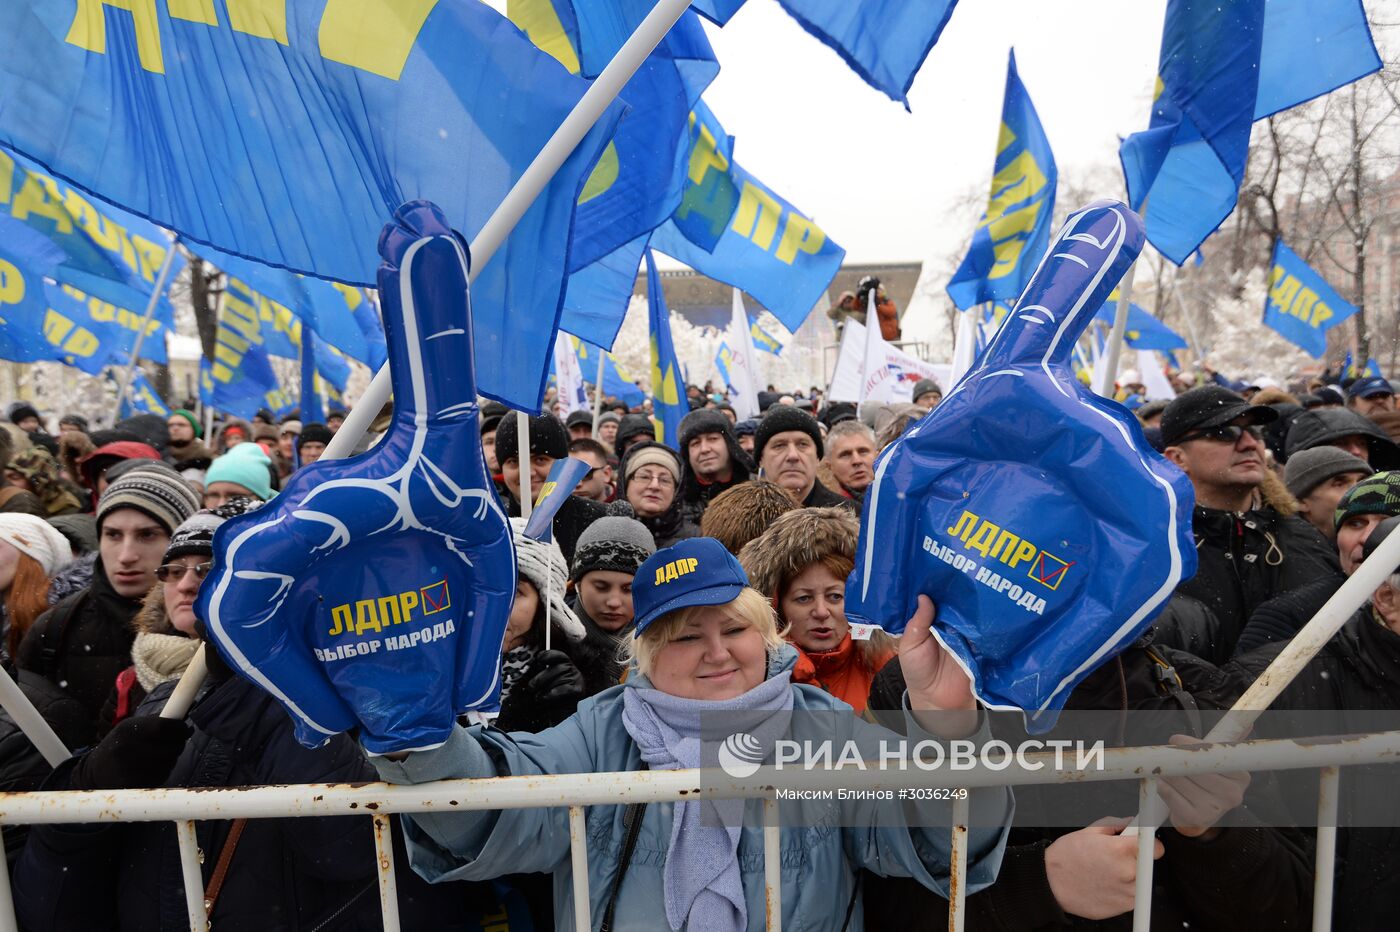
[1096,260,1137,398]
[591,347,606,434]
[318,0,695,465]
[517,411,534,521]
[113,239,180,426]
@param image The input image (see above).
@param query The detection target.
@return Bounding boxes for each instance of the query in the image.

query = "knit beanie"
[205,443,275,501]
[570,516,656,584]
[509,517,585,642]
[754,405,824,461]
[495,412,569,462]
[1335,470,1400,531]
[96,468,200,536]
[1285,447,1374,500]
[597,411,621,428]
[615,413,656,449]
[678,408,735,451]
[623,443,681,484]
[171,409,202,439]
[299,423,334,447]
[0,514,74,577]
[164,497,262,563]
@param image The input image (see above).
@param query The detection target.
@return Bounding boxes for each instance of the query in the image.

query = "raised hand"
[197,202,516,753]
[846,200,1196,732]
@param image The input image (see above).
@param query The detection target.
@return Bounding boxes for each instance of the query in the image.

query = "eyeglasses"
[156,562,213,583]
[632,470,675,488]
[1179,424,1264,445]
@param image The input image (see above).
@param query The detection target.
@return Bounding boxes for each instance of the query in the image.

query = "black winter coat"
[864,644,1312,931]
[16,558,144,745]
[803,480,852,509]
[1161,504,1339,663]
[1231,572,1345,657]
[14,677,487,932]
[1230,610,1400,932]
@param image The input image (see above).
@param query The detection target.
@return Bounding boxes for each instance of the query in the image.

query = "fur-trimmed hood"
[738,506,858,599]
[132,583,181,637]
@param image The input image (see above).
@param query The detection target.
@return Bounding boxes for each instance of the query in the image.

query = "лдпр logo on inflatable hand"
[846,199,1196,732]
[196,202,516,754]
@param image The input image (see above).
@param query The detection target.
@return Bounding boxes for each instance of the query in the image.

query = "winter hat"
[205,443,275,501]
[1285,447,1374,500]
[754,405,824,461]
[299,423,333,447]
[1285,407,1400,467]
[163,497,262,563]
[96,468,200,536]
[597,411,621,429]
[1334,470,1400,531]
[1347,376,1394,400]
[739,506,857,602]
[0,514,74,577]
[116,414,170,454]
[912,379,942,403]
[615,413,656,450]
[279,420,303,437]
[622,443,681,485]
[570,516,656,584]
[821,402,857,428]
[7,447,61,492]
[480,400,509,436]
[699,480,799,556]
[58,414,88,433]
[170,409,202,439]
[678,408,734,452]
[76,440,162,489]
[509,517,584,642]
[8,403,39,426]
[494,412,569,462]
[1136,400,1170,422]
[565,410,594,431]
[0,489,45,517]
[48,514,97,555]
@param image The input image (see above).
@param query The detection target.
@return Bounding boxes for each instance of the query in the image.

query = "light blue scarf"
[621,670,794,932]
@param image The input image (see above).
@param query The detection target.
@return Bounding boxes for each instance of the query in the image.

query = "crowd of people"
[0,360,1393,929]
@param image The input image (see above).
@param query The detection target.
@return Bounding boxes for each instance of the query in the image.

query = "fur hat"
[738,506,858,600]
[699,479,798,556]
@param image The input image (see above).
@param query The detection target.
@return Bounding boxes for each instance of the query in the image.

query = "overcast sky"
[695,0,1169,270]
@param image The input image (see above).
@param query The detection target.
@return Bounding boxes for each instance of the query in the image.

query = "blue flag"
[0,145,182,341]
[773,0,960,106]
[300,330,326,427]
[199,273,294,420]
[1094,294,1190,352]
[0,2,622,411]
[848,200,1195,731]
[575,339,645,407]
[1121,0,1380,264]
[523,457,593,542]
[509,0,717,272]
[121,371,170,418]
[1261,240,1358,357]
[651,104,844,332]
[948,51,1057,311]
[562,233,650,349]
[645,251,685,447]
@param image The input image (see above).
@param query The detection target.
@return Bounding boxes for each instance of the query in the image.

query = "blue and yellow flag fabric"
[1094,295,1189,353]
[651,104,844,333]
[121,371,170,419]
[947,52,1057,311]
[562,233,650,349]
[509,0,717,273]
[575,339,645,407]
[0,1,621,411]
[1262,240,1357,357]
[751,321,784,355]
[645,251,685,448]
[524,457,594,542]
[1121,0,1380,264]
[0,145,179,361]
[772,0,960,106]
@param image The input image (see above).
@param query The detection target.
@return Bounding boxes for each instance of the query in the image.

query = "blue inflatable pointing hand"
[846,200,1196,731]
[197,202,516,753]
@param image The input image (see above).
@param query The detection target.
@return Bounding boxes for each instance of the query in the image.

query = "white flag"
[724,288,762,420]
[1137,348,1177,400]
[553,332,588,417]
[948,307,980,389]
[827,319,866,403]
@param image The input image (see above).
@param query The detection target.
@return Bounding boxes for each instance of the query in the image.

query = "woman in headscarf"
[618,441,699,548]
[371,537,1011,930]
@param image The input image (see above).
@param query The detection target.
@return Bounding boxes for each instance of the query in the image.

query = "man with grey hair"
[825,419,877,503]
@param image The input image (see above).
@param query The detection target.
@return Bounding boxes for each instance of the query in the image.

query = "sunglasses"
[1179,424,1264,445]
[156,562,213,583]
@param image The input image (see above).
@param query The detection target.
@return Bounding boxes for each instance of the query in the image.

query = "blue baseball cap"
[631,537,749,636]
[1348,376,1394,399]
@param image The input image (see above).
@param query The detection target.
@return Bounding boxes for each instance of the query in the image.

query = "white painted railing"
[0,730,1393,931]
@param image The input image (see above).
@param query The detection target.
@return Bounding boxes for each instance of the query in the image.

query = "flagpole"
[591,348,606,435]
[318,0,694,466]
[112,239,180,427]
[1096,259,1136,398]
[517,411,534,521]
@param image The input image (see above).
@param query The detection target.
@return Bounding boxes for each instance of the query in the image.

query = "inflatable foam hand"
[197,202,516,753]
[846,200,1196,732]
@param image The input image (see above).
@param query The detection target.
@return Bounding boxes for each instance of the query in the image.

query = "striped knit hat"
[164,497,262,563]
[96,464,200,536]
[1334,470,1400,531]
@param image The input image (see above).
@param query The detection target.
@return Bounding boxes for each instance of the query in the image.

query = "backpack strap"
[599,762,648,932]
[37,591,88,681]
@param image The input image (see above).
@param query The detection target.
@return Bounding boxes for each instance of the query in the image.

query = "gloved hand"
[497,650,586,733]
[846,200,1197,732]
[69,716,192,791]
[196,202,516,754]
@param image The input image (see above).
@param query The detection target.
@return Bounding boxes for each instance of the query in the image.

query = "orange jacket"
[791,633,895,714]
[875,297,900,342]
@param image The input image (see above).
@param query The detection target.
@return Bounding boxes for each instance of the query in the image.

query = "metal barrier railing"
[0,730,1394,932]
